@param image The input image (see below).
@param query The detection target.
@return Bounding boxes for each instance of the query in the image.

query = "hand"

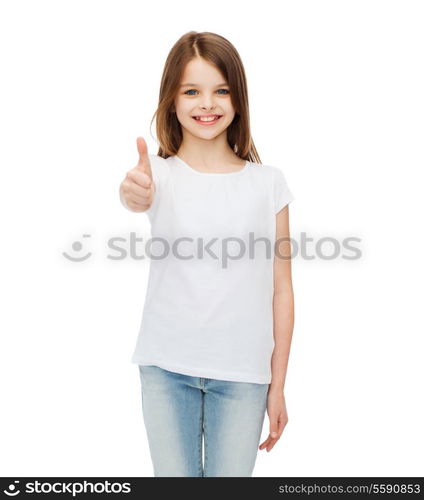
[259,388,288,452]
[120,137,155,212]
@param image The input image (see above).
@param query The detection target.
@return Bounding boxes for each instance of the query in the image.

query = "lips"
[191,115,223,125]
[192,114,222,118]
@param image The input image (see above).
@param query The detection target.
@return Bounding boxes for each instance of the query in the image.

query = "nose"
[200,95,216,111]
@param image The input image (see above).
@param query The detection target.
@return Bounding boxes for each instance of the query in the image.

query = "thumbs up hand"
[120,137,155,212]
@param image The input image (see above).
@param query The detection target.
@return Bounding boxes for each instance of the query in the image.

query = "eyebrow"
[180,82,229,87]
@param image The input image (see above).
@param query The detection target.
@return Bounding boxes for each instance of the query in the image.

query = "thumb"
[270,421,279,438]
[136,137,153,182]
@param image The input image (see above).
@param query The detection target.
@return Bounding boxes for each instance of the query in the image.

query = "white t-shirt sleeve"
[272,166,294,214]
[144,154,169,222]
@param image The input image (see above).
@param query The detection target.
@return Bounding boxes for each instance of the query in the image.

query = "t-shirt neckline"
[172,155,249,176]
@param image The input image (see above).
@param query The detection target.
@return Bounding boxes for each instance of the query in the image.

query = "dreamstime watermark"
[62,231,362,268]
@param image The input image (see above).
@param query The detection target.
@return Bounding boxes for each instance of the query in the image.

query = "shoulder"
[249,162,294,208]
[248,161,288,183]
[257,164,294,213]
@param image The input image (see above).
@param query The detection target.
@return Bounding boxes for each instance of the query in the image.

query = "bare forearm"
[270,289,294,392]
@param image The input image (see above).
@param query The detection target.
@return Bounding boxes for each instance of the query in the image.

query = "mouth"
[192,115,223,125]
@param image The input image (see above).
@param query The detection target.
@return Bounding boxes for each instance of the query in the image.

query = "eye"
[183,89,230,95]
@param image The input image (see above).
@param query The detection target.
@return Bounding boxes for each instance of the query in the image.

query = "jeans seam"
[199,389,204,476]
[203,392,207,477]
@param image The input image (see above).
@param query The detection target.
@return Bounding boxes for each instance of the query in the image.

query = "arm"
[259,203,294,452]
[270,203,295,393]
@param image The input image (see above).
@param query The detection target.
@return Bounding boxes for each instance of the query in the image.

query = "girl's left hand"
[259,387,288,452]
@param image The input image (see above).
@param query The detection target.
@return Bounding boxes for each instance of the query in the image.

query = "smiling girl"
[119,31,295,477]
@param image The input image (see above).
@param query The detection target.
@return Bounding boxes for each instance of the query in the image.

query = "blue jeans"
[138,364,269,477]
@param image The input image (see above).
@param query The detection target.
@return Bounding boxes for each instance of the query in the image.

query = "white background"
[0,0,423,477]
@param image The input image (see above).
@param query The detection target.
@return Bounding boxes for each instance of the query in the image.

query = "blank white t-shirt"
[130,154,294,384]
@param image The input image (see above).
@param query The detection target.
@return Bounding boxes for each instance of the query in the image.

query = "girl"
[119,31,295,477]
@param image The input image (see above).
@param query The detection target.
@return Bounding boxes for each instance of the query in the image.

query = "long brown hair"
[150,31,262,164]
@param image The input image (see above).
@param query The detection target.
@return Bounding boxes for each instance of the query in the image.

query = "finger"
[269,421,279,440]
[270,412,287,439]
[127,169,152,189]
[126,188,154,206]
[127,198,152,211]
[259,430,283,451]
[264,434,279,452]
[259,433,275,448]
[262,417,287,451]
[259,437,271,450]
[136,137,152,179]
[278,415,288,434]
[259,437,275,452]
[121,178,154,206]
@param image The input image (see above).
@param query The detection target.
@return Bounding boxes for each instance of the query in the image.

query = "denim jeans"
[138,364,269,477]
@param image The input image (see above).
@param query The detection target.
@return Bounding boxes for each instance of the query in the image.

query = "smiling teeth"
[194,116,220,121]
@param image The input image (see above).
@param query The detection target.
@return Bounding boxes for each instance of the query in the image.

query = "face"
[174,57,236,141]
